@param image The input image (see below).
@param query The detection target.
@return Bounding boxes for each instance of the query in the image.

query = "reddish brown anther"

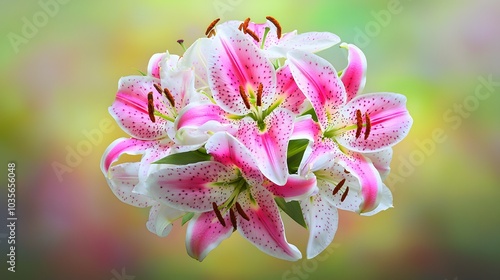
[332,178,346,196]
[343,169,350,174]
[229,208,237,231]
[242,18,250,33]
[147,92,155,123]
[266,16,282,39]
[163,87,176,108]
[355,109,362,138]
[256,83,263,107]
[364,113,371,140]
[238,22,244,31]
[341,187,349,202]
[153,83,163,94]
[208,29,216,38]
[205,18,220,35]
[245,28,260,42]
[212,202,226,227]
[239,85,251,109]
[235,202,250,221]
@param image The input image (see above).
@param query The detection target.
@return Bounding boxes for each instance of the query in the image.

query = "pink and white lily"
[136,132,318,261]
[176,24,307,185]
[286,45,411,257]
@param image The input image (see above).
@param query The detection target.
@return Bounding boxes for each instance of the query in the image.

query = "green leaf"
[275,197,307,228]
[181,212,194,226]
[287,139,309,174]
[301,108,318,122]
[153,149,211,165]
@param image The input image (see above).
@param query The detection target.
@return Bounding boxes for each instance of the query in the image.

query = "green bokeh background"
[1,0,499,279]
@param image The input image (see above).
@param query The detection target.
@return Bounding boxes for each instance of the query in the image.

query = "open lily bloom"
[136,132,317,261]
[176,24,307,186]
[288,48,412,211]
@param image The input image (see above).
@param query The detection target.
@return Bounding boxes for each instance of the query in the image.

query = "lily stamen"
[239,85,251,109]
[256,83,263,107]
[163,87,176,108]
[265,16,282,39]
[332,178,346,196]
[242,18,250,33]
[235,202,250,221]
[364,113,371,140]
[355,109,362,139]
[208,29,216,38]
[245,28,260,42]
[205,18,220,36]
[341,187,349,202]
[147,92,155,123]
[344,169,350,174]
[212,202,226,227]
[229,208,237,231]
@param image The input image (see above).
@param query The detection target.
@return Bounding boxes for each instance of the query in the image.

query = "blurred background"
[1,0,499,279]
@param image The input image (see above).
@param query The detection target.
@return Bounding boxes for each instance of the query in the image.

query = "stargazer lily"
[287,47,412,211]
[136,132,318,261]
[175,24,307,186]
[292,115,393,258]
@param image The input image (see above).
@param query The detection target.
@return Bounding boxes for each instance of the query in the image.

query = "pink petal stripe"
[287,50,346,130]
[340,43,367,102]
[335,150,383,213]
[176,102,230,129]
[101,137,155,176]
[236,109,294,185]
[276,65,307,114]
[110,76,169,140]
[237,188,301,261]
[208,25,276,115]
[205,132,262,186]
[337,92,413,153]
[147,53,165,79]
[186,211,233,261]
[264,174,318,201]
[140,161,235,212]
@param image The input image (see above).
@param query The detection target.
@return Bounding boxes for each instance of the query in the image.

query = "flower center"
[146,83,178,123]
[324,109,372,140]
[211,175,251,229]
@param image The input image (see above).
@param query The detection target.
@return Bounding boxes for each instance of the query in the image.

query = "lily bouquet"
[101,17,412,261]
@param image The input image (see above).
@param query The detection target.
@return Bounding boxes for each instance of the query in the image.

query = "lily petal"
[205,132,262,186]
[208,24,276,115]
[360,183,393,216]
[276,64,308,114]
[109,76,169,140]
[237,188,302,261]
[146,203,185,237]
[336,92,413,153]
[336,150,384,213]
[268,31,341,58]
[180,38,213,90]
[340,43,367,102]
[300,194,339,259]
[107,162,154,207]
[264,174,318,202]
[186,211,233,261]
[101,137,154,176]
[176,102,230,130]
[236,109,294,185]
[287,50,346,130]
[147,53,164,79]
[363,148,393,180]
[139,161,236,212]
